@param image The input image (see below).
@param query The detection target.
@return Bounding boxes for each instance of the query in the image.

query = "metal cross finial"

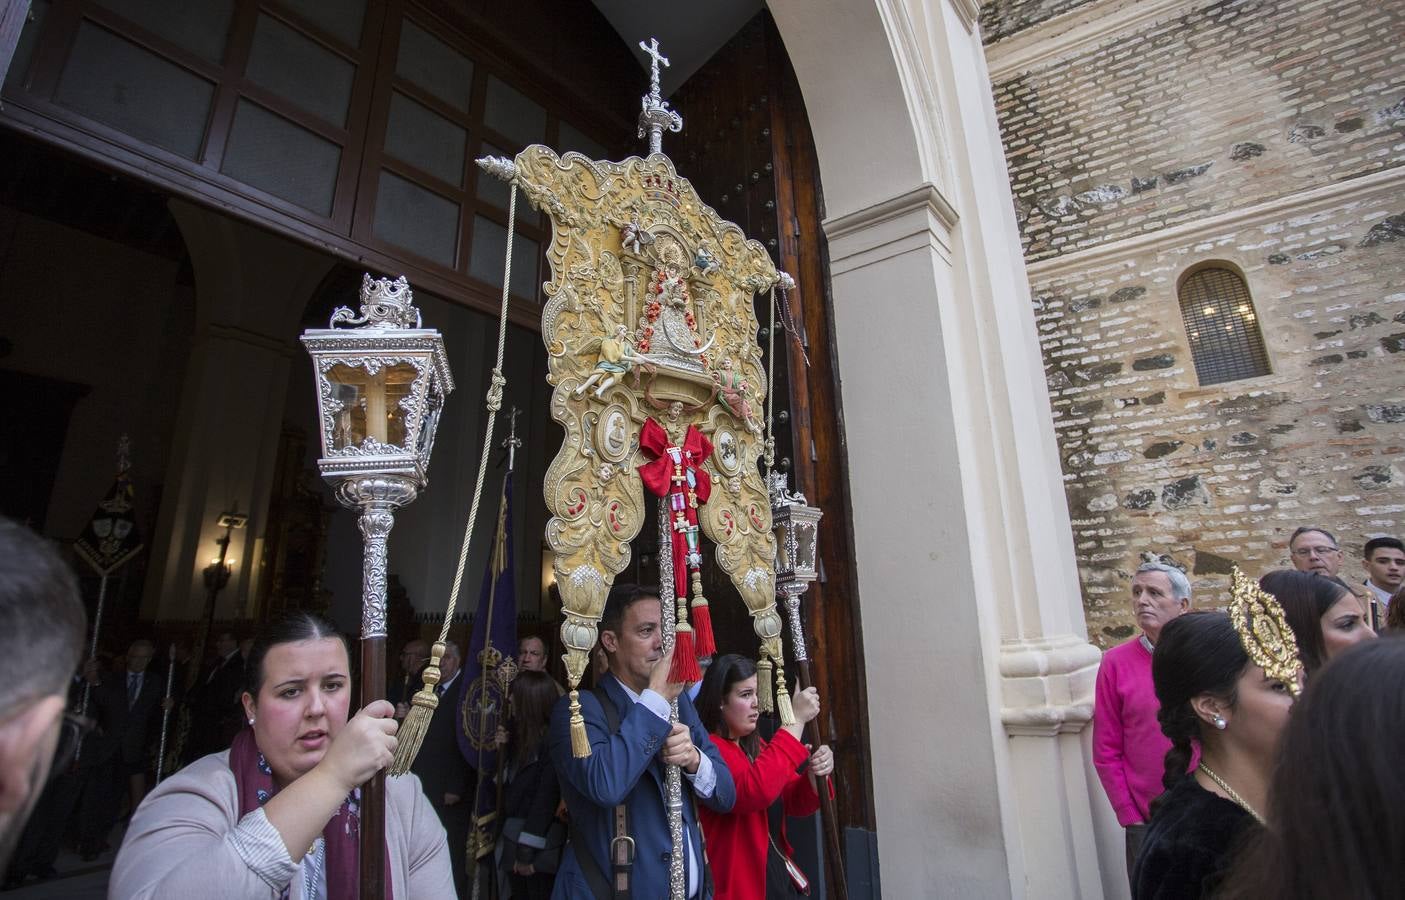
[502,406,523,473]
[637,37,682,155]
[641,38,668,97]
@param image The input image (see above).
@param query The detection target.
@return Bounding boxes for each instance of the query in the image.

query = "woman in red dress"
[697,654,834,899]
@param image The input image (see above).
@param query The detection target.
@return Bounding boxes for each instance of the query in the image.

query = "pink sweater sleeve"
[1092,649,1142,826]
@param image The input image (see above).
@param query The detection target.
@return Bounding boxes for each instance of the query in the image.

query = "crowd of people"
[1093,526,1405,898]
[4,509,1402,898]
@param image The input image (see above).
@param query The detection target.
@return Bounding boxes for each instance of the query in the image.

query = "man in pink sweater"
[1092,561,1192,884]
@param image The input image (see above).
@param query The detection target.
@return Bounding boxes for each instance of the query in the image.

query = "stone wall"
[986,0,1405,645]
[992,0,1405,262]
[979,0,1099,43]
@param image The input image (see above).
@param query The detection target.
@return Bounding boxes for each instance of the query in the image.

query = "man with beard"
[0,518,87,879]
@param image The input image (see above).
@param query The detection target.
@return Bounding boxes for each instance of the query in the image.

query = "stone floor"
[0,824,120,899]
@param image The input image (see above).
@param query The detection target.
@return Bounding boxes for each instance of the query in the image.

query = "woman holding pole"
[111,613,452,898]
[698,653,833,899]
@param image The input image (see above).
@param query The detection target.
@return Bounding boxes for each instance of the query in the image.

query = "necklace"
[1197,763,1264,824]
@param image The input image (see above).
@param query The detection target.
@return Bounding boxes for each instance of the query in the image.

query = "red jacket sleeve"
[710,730,812,816]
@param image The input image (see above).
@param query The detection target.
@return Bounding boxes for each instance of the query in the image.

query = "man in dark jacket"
[79,639,164,858]
[187,632,244,761]
[409,640,472,897]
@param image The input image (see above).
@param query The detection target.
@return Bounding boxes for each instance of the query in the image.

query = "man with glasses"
[1289,525,1380,628]
[0,518,87,878]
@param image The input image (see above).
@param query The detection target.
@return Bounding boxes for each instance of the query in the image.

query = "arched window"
[1178,266,1271,385]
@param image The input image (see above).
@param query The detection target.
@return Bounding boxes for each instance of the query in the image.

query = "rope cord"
[437,183,518,642]
[764,286,777,467]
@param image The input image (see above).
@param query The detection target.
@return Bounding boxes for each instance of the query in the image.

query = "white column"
[772,1,1113,896]
[142,201,333,621]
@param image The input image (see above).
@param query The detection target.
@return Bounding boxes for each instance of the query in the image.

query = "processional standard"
[303,38,842,900]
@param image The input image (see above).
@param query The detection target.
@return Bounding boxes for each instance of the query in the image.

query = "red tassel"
[669,627,702,683]
[690,600,716,657]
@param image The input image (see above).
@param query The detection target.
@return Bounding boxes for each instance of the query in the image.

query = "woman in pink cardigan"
[1093,562,1195,885]
[111,613,453,898]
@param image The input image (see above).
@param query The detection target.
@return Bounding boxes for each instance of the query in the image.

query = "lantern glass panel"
[795,522,817,576]
[773,520,792,577]
[325,361,419,450]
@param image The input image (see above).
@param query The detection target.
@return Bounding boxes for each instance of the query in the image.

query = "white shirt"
[1365,579,1393,613]
[616,679,716,898]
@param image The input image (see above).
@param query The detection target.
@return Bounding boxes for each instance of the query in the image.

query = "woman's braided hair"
[1149,611,1248,811]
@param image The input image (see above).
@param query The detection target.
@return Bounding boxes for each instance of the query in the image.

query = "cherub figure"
[575,325,646,398]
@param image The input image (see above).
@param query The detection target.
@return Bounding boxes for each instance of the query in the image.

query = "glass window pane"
[222,100,341,215]
[325,362,417,450]
[395,19,473,114]
[246,13,355,127]
[4,0,50,90]
[475,142,538,226]
[483,76,544,150]
[92,0,234,62]
[558,122,607,161]
[470,215,540,301]
[278,0,365,48]
[55,23,214,160]
[374,171,459,268]
[385,92,466,187]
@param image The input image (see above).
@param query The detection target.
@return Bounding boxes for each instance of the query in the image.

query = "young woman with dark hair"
[499,669,564,900]
[1388,587,1405,631]
[1259,569,1375,675]
[1222,638,1405,899]
[111,612,453,898]
[697,653,833,900]
[1131,611,1297,899]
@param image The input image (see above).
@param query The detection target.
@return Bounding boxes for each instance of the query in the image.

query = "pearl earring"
[248,717,255,726]
[1212,714,1226,730]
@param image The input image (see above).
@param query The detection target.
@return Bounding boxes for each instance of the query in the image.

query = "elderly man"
[1289,526,1346,576]
[1093,561,1193,884]
[1290,526,1380,627]
[549,584,734,898]
[1362,537,1404,623]
[408,640,471,897]
[0,519,87,877]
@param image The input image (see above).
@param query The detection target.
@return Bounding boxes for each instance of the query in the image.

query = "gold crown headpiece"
[1229,567,1303,697]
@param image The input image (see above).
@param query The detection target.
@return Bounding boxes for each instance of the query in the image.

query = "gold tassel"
[389,643,443,775]
[757,657,774,714]
[775,662,795,726]
[569,689,591,757]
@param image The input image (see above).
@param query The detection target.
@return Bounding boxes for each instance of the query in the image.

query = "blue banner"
[456,470,517,834]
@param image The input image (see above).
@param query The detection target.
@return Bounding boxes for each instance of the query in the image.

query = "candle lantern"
[300,273,453,896]
[769,469,822,592]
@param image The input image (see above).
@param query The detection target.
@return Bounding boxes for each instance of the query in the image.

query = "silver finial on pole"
[502,406,523,473]
[637,38,682,155]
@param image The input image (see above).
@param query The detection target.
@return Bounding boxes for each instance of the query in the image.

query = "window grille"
[1178,267,1271,385]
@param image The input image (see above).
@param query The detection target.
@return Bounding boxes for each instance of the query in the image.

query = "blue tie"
[128,673,139,708]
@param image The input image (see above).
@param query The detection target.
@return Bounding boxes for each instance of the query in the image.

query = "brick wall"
[1033,191,1404,645]
[979,0,1099,43]
[993,0,1405,262]
[988,0,1405,644]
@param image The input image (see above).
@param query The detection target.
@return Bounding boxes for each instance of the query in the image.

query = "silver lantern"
[768,469,823,661]
[300,273,452,894]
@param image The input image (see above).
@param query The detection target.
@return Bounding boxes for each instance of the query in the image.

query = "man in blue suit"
[549,584,735,899]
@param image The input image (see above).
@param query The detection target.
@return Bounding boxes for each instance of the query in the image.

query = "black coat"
[409,672,471,806]
[503,743,560,864]
[191,652,246,757]
[1132,775,1256,899]
[88,670,164,767]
